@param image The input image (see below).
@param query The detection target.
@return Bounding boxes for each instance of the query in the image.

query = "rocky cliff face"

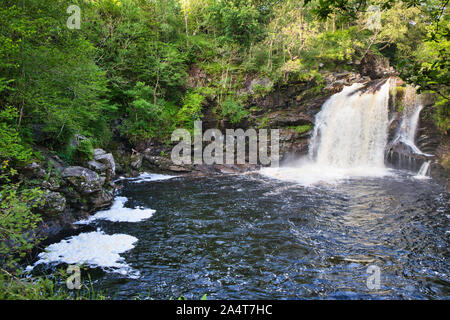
[21,147,118,241]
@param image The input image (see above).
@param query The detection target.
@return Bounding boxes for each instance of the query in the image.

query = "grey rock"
[23,162,46,179]
[39,191,66,218]
[358,53,394,80]
[94,152,116,176]
[130,153,143,170]
[62,166,103,195]
[87,160,107,173]
[89,189,114,212]
[169,165,190,172]
[93,148,107,158]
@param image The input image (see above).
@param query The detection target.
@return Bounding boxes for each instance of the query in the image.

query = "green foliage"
[259,117,270,128]
[176,90,206,130]
[121,82,177,142]
[0,269,107,300]
[253,83,273,98]
[397,14,449,100]
[289,124,313,134]
[75,140,94,163]
[306,27,364,64]
[0,167,44,271]
[207,0,264,47]
[0,107,32,164]
[432,96,450,133]
[218,97,249,124]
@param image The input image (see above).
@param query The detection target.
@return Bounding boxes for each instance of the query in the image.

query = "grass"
[0,269,107,300]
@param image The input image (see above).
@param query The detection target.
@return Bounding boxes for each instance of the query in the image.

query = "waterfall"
[385,85,433,173]
[261,80,392,185]
[391,104,430,156]
[414,161,431,179]
[309,81,390,168]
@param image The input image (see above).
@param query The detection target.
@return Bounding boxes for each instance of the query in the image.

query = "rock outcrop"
[358,53,395,80]
[21,147,118,241]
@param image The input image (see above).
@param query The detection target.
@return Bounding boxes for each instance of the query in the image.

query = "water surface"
[45,171,449,299]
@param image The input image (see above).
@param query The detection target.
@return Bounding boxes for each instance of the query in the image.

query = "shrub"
[75,139,94,163]
[0,107,32,165]
[0,166,44,271]
[176,90,206,131]
[218,97,249,125]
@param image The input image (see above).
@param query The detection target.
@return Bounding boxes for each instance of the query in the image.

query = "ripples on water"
[33,172,449,299]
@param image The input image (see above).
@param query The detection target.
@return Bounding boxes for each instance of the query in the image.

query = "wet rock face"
[385,140,432,172]
[279,128,311,159]
[260,110,314,128]
[62,166,104,195]
[37,191,66,218]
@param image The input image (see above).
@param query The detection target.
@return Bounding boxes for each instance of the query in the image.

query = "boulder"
[87,160,107,173]
[94,151,116,177]
[93,148,107,157]
[62,166,103,195]
[88,189,114,212]
[38,191,66,218]
[130,153,143,170]
[358,53,394,80]
[69,134,88,148]
[144,155,194,172]
[22,162,46,179]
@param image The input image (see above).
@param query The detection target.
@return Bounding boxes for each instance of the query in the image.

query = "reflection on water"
[35,172,449,299]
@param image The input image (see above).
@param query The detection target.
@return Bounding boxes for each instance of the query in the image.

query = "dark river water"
[34,171,449,299]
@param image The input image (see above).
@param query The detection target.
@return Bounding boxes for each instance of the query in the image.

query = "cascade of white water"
[392,103,429,155]
[261,80,392,185]
[414,161,431,179]
[386,85,433,174]
[309,81,390,168]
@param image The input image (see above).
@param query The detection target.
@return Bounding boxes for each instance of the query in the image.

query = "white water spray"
[261,80,392,185]
[391,102,431,156]
[414,161,431,179]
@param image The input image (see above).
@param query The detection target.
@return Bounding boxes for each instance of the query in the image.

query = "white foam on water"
[260,80,393,186]
[28,230,139,277]
[128,172,178,184]
[261,160,392,187]
[75,196,155,224]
